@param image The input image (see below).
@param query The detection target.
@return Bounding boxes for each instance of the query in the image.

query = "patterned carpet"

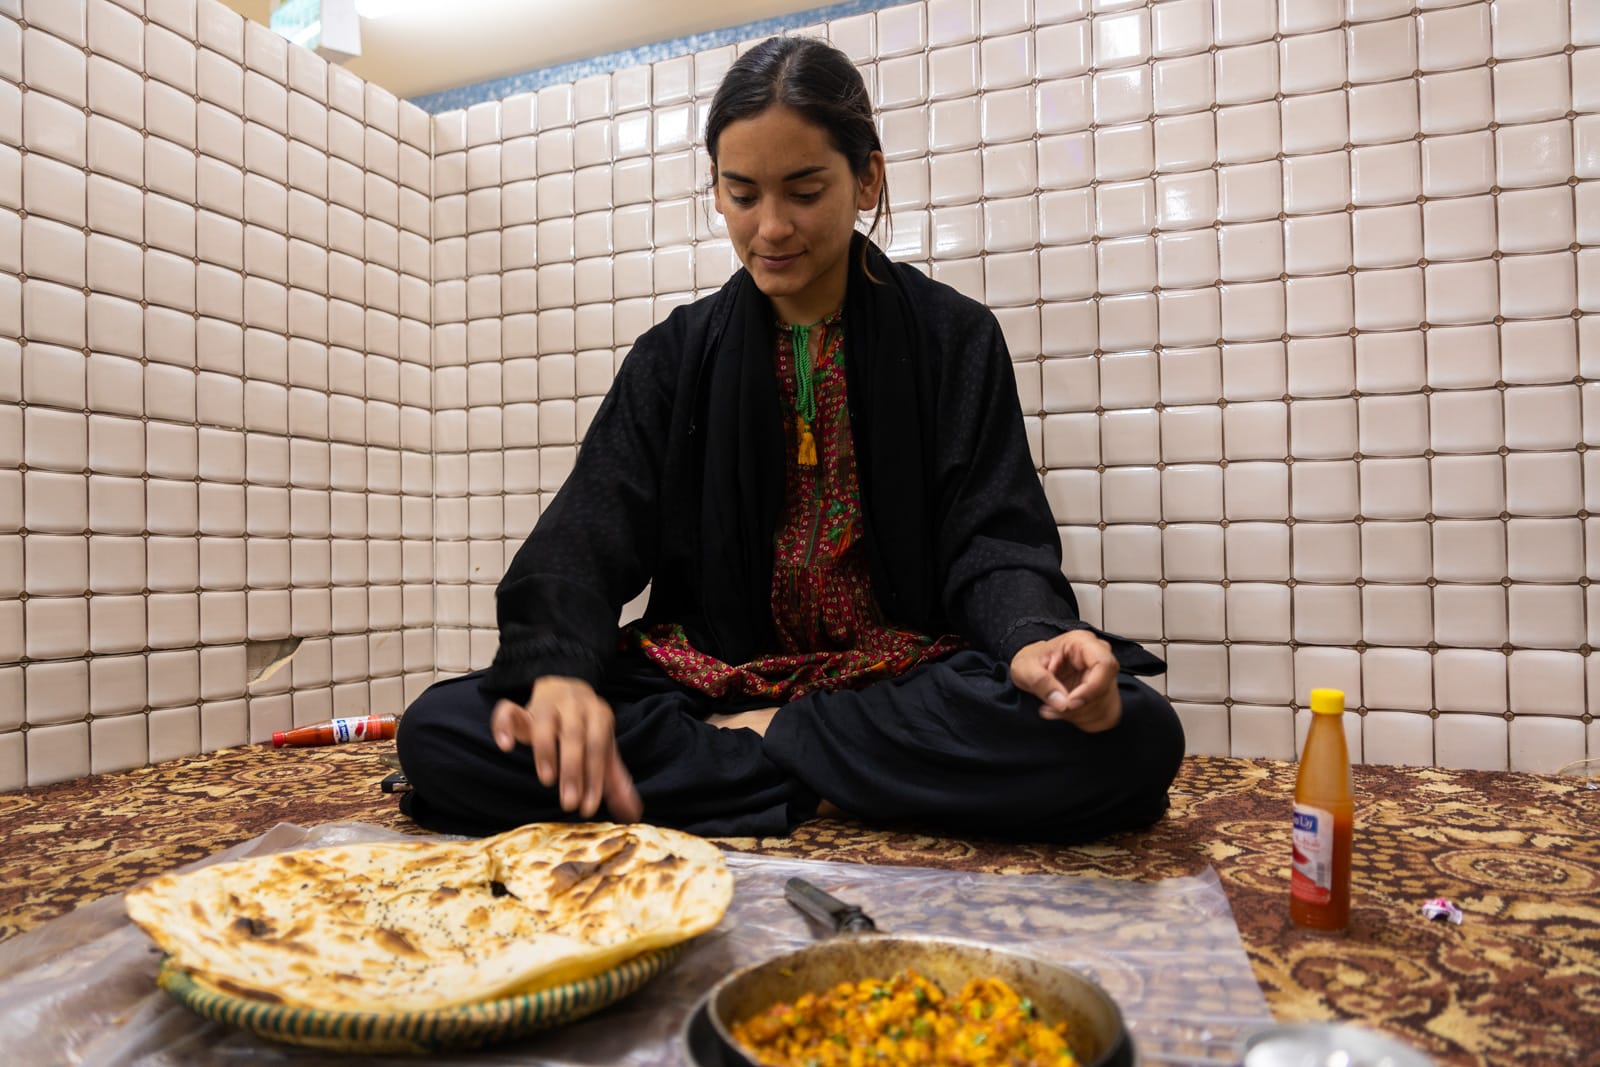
[1,746,1595,1066]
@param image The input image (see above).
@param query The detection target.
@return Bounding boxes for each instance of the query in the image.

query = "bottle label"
[331,717,359,743]
[1291,803,1335,905]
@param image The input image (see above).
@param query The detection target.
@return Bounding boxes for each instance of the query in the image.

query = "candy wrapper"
[1421,897,1463,925]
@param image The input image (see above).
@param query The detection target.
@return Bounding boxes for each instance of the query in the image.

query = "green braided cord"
[790,321,817,426]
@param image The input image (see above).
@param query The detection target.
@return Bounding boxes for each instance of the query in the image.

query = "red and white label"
[1291,803,1334,905]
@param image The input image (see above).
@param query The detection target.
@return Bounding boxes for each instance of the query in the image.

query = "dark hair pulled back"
[705,36,892,254]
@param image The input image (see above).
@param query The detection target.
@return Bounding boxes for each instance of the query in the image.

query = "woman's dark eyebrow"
[719,165,829,184]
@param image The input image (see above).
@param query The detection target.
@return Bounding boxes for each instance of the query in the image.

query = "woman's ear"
[710,165,723,214]
[856,151,885,211]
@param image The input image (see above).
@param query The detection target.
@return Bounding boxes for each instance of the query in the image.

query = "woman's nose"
[756,202,794,241]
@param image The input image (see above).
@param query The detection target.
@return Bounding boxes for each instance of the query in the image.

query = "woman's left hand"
[1009,630,1122,732]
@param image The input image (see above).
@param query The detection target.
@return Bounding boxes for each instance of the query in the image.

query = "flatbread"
[125,822,733,1013]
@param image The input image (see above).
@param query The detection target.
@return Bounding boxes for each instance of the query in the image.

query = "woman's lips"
[757,252,802,270]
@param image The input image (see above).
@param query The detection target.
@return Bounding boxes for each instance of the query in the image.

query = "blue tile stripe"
[409,0,906,113]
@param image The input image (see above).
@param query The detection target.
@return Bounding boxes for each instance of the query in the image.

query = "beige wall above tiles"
[3,0,1599,790]
[209,0,838,102]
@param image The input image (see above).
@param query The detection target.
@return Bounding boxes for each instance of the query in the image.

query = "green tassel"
[790,320,820,466]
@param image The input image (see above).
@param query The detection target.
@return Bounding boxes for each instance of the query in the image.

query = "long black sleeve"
[484,325,677,701]
[926,290,1164,675]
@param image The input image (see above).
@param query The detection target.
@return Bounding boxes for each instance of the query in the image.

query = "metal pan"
[682,878,1135,1067]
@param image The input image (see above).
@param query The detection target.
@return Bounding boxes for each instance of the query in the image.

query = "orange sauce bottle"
[272,715,398,748]
[1290,688,1353,931]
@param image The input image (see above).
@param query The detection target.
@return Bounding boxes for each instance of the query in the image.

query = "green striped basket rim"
[156,940,688,1054]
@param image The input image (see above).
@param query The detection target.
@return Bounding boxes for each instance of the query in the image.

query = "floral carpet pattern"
[0,747,1595,1066]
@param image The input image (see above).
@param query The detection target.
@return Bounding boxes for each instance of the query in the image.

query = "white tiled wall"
[5,0,1598,789]
[1,0,435,788]
[428,0,1599,778]
[424,43,724,677]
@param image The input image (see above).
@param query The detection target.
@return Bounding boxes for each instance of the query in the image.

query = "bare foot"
[815,799,848,819]
[705,707,780,736]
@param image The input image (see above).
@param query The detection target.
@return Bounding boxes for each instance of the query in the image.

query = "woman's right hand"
[490,676,644,823]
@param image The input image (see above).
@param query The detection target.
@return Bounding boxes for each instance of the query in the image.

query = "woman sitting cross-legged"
[396,36,1185,842]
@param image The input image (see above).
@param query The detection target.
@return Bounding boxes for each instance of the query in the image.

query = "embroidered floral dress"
[631,312,962,702]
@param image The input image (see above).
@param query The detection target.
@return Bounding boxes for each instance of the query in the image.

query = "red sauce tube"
[272,715,398,748]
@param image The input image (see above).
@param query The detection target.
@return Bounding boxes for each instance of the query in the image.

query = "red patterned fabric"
[633,314,962,702]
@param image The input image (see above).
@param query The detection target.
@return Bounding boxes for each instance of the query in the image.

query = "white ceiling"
[221,0,832,103]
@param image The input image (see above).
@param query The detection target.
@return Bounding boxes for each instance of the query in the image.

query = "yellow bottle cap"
[1309,688,1345,715]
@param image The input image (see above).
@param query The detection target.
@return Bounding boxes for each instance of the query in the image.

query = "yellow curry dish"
[729,968,1080,1067]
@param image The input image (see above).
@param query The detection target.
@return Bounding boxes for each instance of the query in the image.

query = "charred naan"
[125,823,733,1012]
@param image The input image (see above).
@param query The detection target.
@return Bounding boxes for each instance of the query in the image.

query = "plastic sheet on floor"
[0,821,1272,1065]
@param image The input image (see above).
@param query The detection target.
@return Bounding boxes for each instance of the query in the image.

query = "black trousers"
[396,649,1185,843]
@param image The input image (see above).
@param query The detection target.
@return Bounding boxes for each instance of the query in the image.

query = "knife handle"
[784,877,877,934]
